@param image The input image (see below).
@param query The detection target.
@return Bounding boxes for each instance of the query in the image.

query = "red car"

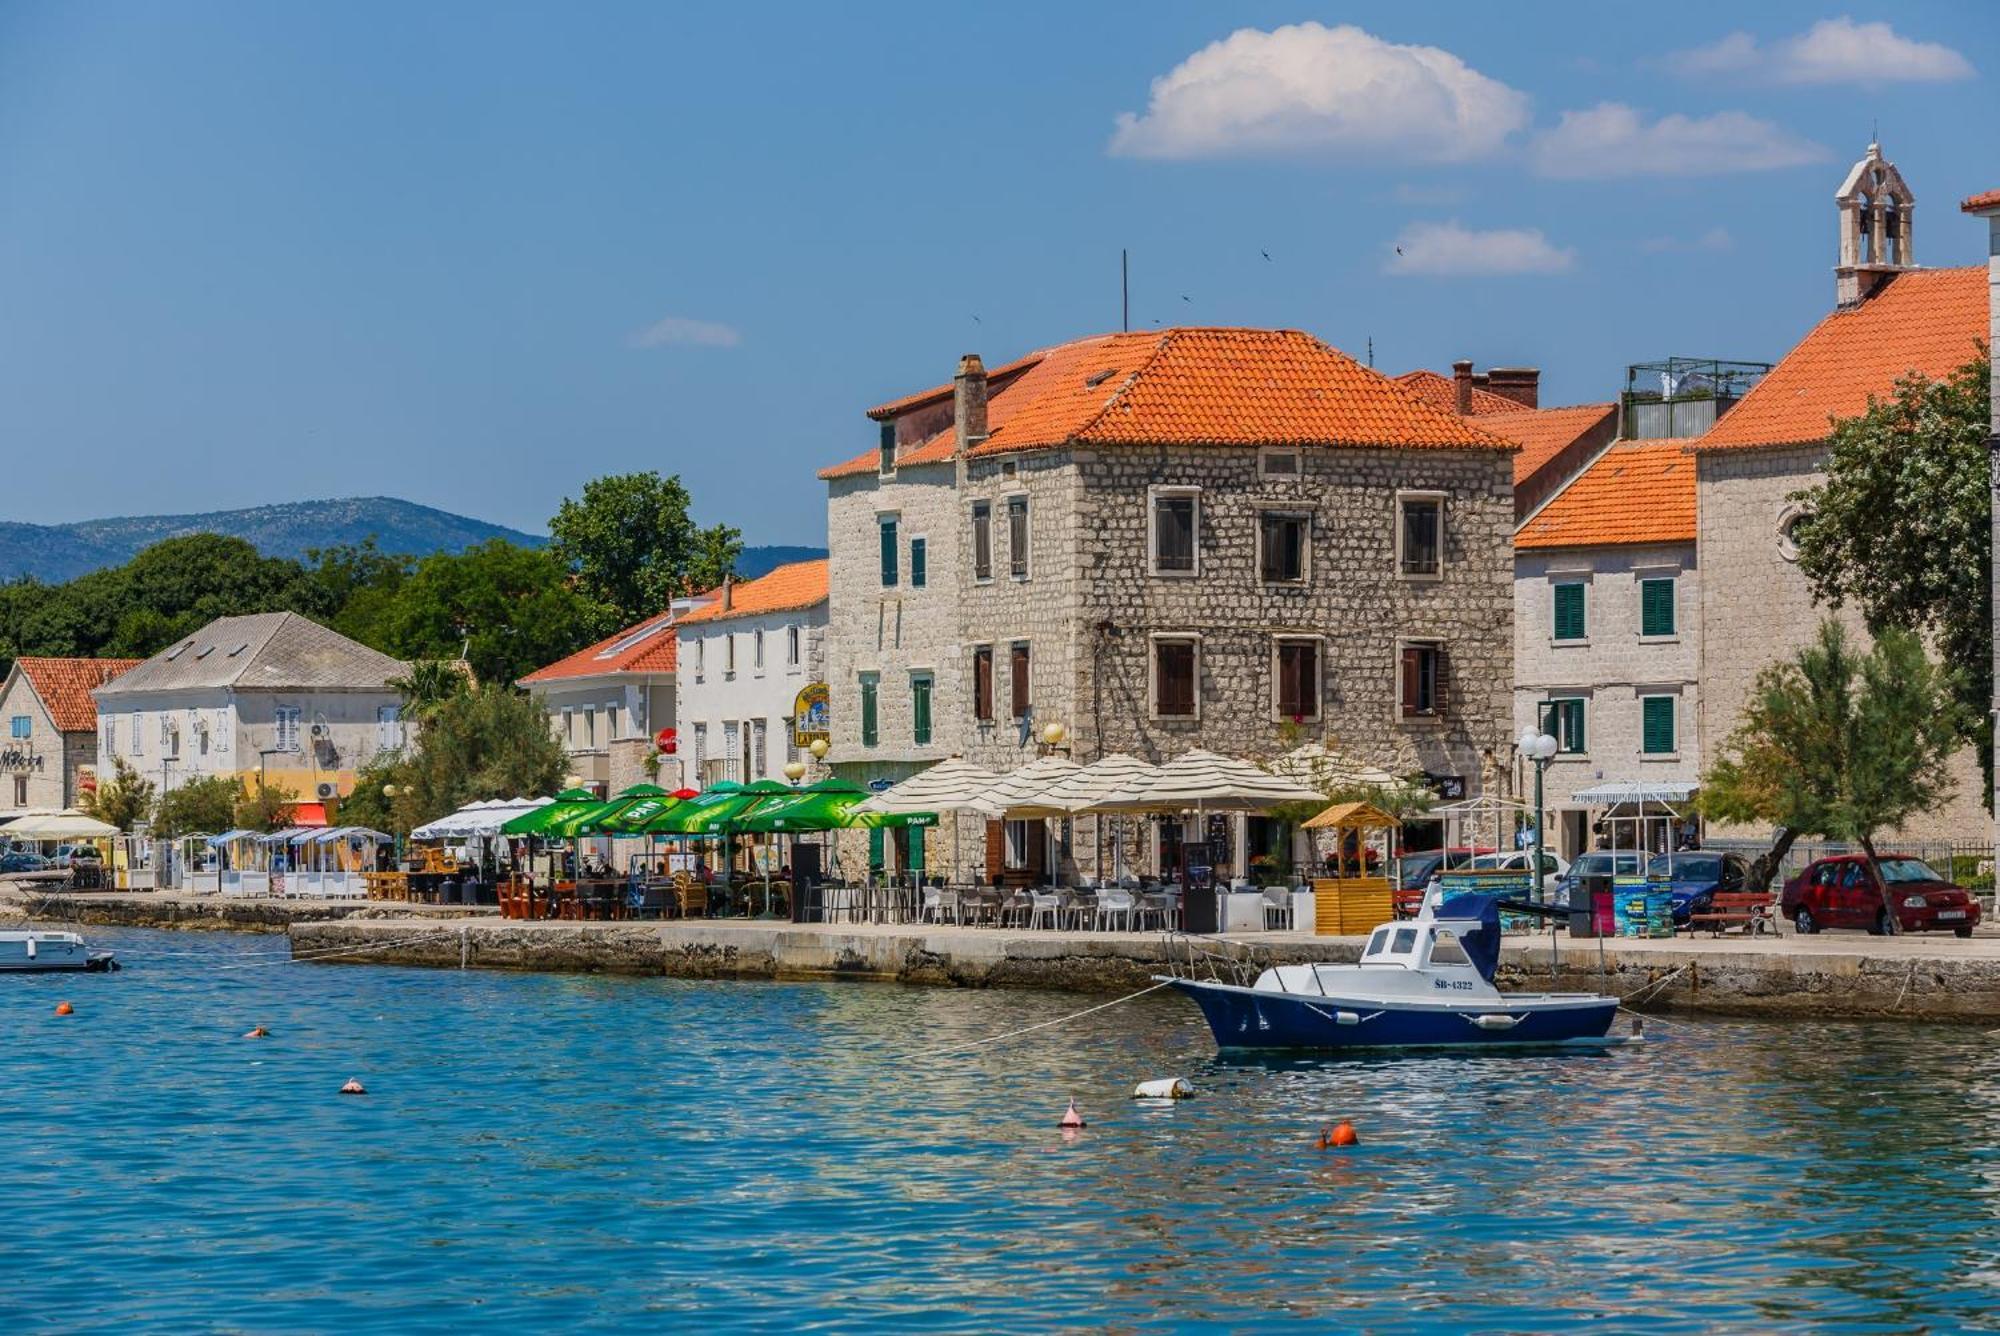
[1781,854,1982,937]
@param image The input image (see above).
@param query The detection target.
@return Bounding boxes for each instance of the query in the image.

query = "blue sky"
[1,2,1993,543]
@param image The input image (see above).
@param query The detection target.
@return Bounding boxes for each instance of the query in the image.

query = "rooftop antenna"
[1121,249,1129,332]
[1366,336,1374,368]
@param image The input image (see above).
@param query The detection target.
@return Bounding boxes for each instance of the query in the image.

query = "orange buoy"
[339,1078,366,1096]
[1318,1120,1359,1149]
[1059,1098,1086,1129]
[54,1001,73,1017]
[244,1026,269,1039]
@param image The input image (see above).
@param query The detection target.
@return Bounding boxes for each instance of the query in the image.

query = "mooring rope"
[207,932,450,971]
[926,980,1176,1058]
[1619,962,1691,1007]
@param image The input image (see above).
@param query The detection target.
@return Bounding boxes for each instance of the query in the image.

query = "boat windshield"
[1391,928,1418,955]
[1430,929,1470,965]
[1365,927,1392,956]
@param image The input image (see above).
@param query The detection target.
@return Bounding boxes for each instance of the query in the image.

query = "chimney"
[953,353,988,455]
[1451,359,1474,415]
[720,574,733,613]
[1484,367,1540,409]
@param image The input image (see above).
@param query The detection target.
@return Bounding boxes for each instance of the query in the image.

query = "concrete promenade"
[13,881,2000,1022]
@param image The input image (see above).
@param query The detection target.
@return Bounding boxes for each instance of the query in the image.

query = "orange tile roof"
[13,657,142,733]
[1393,369,1525,416]
[675,559,829,625]
[1962,189,2000,213]
[1516,440,1695,550]
[1478,402,1618,483]
[520,614,679,684]
[864,353,1042,420]
[824,328,1511,479]
[1698,267,1987,451]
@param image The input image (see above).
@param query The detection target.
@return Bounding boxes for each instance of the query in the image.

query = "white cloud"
[1671,18,1973,85]
[627,315,742,349]
[1384,221,1576,277]
[1639,227,1735,254]
[1529,103,1826,179]
[1109,22,1529,162]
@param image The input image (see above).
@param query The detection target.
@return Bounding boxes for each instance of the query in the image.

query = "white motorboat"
[0,930,118,973]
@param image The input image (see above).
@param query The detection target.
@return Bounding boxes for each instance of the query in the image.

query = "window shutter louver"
[1553,584,1585,641]
[1432,646,1450,718]
[1643,697,1675,754]
[1641,579,1675,637]
[1399,647,1421,717]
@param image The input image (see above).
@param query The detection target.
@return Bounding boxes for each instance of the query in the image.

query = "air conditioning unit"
[310,722,327,739]
[316,782,337,800]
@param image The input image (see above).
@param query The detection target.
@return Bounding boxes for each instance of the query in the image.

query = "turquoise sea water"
[7,925,2000,1332]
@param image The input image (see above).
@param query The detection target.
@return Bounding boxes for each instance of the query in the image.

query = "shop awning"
[291,802,330,827]
[1569,781,1698,806]
[205,829,257,847]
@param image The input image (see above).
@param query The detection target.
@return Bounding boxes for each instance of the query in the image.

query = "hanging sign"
[792,683,830,748]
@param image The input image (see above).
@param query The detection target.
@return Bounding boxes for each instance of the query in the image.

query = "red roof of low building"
[823,328,1512,479]
[1961,189,2000,213]
[1697,266,1987,451]
[1392,369,1524,416]
[1477,402,1618,484]
[1516,440,1696,550]
[675,559,829,625]
[13,657,142,733]
[520,614,679,685]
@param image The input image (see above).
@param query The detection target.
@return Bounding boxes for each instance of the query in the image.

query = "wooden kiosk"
[1302,801,1400,936]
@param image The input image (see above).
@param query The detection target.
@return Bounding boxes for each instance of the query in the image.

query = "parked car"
[0,850,52,874]
[1551,850,1647,912]
[1644,851,1753,926]
[50,844,102,871]
[1781,855,1981,937]
[1395,847,1496,916]
[1468,850,1570,898]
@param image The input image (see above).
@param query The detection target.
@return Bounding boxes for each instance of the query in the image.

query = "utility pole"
[1121,249,1129,332]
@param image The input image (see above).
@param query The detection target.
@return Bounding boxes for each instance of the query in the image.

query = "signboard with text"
[792,683,830,749]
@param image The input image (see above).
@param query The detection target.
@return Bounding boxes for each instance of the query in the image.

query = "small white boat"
[0,930,118,973]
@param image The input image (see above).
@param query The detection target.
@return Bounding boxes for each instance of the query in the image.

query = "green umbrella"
[650,780,789,835]
[595,795,681,833]
[735,788,867,833]
[502,791,601,836]
[616,782,669,798]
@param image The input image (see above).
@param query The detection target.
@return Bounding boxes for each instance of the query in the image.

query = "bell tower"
[1834,141,1916,307]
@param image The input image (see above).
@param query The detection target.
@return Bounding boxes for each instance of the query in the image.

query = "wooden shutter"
[1642,697,1675,754]
[972,504,991,580]
[1642,579,1674,637]
[1432,646,1450,718]
[1158,641,1194,716]
[1010,644,1030,719]
[860,677,878,746]
[910,538,927,588]
[879,520,897,587]
[985,821,1005,883]
[1399,646,1421,717]
[973,648,993,722]
[1553,584,1585,640]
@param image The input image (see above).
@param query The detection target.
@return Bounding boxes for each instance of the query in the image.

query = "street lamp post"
[1518,728,1560,904]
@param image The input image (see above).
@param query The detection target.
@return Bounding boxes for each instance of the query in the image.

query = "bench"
[1686,892,1777,937]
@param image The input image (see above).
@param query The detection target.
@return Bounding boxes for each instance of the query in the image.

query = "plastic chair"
[1094,888,1136,932]
[1261,886,1293,931]
[1029,891,1061,930]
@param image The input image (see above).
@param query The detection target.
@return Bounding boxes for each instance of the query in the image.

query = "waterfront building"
[0,657,141,812]
[822,326,1517,878]
[92,612,408,811]
[1692,141,1990,841]
[672,559,829,787]
[1962,185,2000,852]
[1512,441,1699,859]
[519,593,713,794]
[1397,364,1618,520]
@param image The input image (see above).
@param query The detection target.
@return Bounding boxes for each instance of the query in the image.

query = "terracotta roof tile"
[14,657,142,733]
[1477,402,1618,483]
[1393,369,1524,416]
[824,328,1511,478]
[520,614,679,685]
[675,559,829,625]
[1698,267,1987,451]
[1961,189,2000,213]
[1515,440,1695,550]
[863,353,1042,420]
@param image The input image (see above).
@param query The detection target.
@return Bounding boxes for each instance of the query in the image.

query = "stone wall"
[1697,445,1987,839]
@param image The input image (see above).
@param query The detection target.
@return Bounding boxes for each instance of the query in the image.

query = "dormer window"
[877,421,896,476]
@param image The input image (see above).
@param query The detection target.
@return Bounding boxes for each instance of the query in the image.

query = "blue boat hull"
[1167,979,1621,1051]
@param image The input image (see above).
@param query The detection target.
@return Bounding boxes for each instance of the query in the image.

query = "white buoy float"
[1131,1077,1194,1100]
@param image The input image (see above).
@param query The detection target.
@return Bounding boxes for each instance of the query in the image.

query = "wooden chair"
[675,872,707,919]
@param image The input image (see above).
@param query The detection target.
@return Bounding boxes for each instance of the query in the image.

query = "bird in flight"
[1260,250,1271,262]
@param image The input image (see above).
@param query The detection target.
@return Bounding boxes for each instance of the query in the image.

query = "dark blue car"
[1645,851,1752,925]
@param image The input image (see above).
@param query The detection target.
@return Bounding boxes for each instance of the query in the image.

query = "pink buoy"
[1059,1098,1085,1129]
[339,1078,366,1096]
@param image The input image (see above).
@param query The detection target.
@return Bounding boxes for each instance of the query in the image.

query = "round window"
[1776,506,1811,562]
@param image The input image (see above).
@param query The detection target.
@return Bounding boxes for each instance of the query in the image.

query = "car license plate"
[1938,910,1966,921]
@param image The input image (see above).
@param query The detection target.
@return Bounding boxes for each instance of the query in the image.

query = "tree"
[374,540,608,686]
[152,775,243,838]
[385,685,567,834]
[235,780,301,834]
[1699,621,1963,930]
[1792,353,1992,796]
[82,758,156,832]
[389,659,471,722]
[548,472,742,627]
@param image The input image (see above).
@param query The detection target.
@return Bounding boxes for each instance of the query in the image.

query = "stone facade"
[0,672,80,811]
[1695,444,1987,839]
[1514,542,1699,858]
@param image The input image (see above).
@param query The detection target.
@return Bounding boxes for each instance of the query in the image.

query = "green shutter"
[1642,696,1675,754]
[910,538,927,588]
[879,521,898,587]
[1541,699,1584,753]
[1641,578,1675,637]
[911,676,932,746]
[1552,584,1585,641]
[860,677,878,746]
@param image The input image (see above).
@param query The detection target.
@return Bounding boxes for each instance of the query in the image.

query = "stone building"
[0,657,140,812]
[822,327,1517,878]
[1513,441,1699,858]
[673,559,829,787]
[93,612,407,811]
[1396,363,1617,520]
[1693,142,1990,841]
[1964,185,2000,845]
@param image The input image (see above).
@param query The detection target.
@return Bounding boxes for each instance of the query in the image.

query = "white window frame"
[1149,632,1202,722]
[1394,637,1447,725]
[1539,695,1589,756]
[1637,572,1680,643]
[377,704,402,750]
[1256,508,1313,585]
[753,628,766,674]
[724,633,737,679]
[693,637,706,682]
[131,710,143,755]
[1270,634,1325,723]
[787,624,801,669]
[274,706,302,753]
[1147,485,1201,578]
[1259,447,1302,479]
[1394,490,1446,582]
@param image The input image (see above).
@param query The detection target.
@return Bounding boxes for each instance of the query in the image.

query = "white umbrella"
[982,755,1084,818]
[1267,742,1396,790]
[1088,749,1326,813]
[1033,754,1164,883]
[856,757,1008,885]
[0,811,120,839]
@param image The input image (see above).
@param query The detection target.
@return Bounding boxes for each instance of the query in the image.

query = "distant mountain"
[0,495,825,584]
